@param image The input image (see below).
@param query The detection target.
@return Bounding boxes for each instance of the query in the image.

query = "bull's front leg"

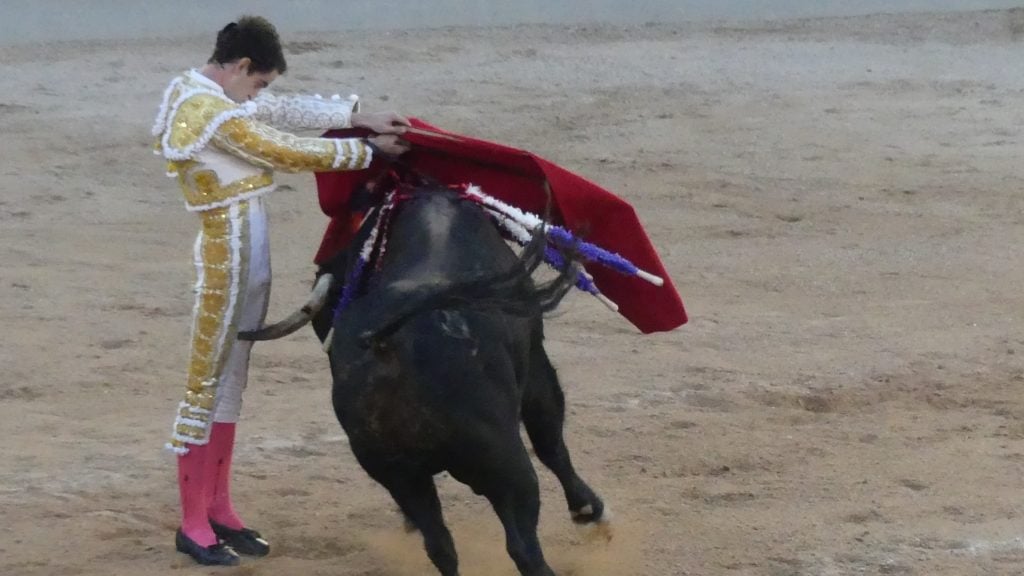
[479,444,557,576]
[379,472,460,576]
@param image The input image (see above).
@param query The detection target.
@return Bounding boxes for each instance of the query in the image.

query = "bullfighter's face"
[219,58,279,103]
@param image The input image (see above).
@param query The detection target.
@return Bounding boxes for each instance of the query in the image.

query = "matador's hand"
[351,111,410,135]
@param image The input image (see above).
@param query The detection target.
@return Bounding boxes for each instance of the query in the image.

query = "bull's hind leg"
[380,473,459,576]
[522,345,608,527]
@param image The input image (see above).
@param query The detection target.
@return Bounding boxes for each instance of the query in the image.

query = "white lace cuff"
[252,92,359,131]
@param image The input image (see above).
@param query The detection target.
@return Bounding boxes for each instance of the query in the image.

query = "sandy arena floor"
[2,8,1024,576]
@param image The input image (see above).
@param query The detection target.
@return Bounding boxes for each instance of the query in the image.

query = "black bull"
[245,184,608,576]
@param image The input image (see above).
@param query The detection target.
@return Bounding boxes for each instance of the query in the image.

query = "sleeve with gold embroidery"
[211,117,372,173]
[251,92,359,131]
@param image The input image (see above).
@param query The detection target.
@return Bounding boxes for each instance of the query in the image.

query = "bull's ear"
[357,331,391,354]
[357,331,374,350]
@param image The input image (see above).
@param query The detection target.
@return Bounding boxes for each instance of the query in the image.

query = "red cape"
[314,118,687,333]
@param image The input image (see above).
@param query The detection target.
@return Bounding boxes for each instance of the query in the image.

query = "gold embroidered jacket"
[152,70,372,212]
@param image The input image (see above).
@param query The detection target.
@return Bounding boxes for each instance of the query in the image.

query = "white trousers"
[212,198,271,422]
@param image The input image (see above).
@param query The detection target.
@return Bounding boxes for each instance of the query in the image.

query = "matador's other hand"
[351,111,410,135]
[367,134,411,157]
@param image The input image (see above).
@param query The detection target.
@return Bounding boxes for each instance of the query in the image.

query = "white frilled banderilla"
[239,183,665,346]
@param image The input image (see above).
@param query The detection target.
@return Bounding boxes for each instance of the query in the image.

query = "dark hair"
[208,16,287,74]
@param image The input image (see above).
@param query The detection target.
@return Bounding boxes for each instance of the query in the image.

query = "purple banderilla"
[545,226,640,277]
[543,244,600,295]
[332,256,368,324]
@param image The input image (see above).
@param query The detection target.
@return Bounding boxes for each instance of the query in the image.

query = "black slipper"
[175,528,240,566]
[210,520,271,557]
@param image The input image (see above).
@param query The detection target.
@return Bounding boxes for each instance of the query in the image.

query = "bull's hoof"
[210,521,270,557]
[403,517,418,533]
[571,503,613,542]
[570,502,603,524]
[175,529,240,566]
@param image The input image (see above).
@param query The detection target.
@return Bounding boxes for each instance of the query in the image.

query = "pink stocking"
[177,443,217,546]
[207,422,245,530]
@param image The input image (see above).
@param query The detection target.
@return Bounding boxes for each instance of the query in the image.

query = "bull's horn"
[238,274,334,341]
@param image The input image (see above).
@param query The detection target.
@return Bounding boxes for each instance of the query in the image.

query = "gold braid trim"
[212,117,372,173]
[178,170,274,212]
[167,202,250,453]
[213,117,337,172]
[164,94,241,156]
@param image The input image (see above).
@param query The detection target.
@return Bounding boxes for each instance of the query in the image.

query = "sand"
[2,8,1024,576]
